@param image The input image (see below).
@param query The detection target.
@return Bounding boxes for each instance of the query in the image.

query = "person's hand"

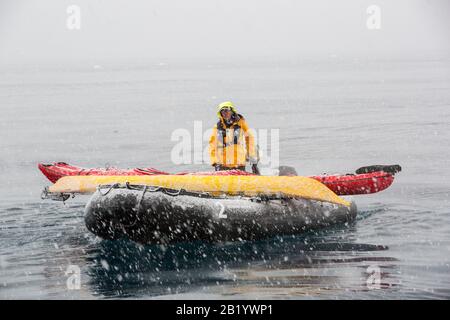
[251,163,260,175]
[248,156,259,165]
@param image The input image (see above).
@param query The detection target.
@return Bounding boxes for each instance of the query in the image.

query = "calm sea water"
[0,58,449,299]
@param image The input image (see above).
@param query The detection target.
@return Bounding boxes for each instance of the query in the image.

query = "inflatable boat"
[39,164,402,244]
[42,174,356,244]
[85,184,357,244]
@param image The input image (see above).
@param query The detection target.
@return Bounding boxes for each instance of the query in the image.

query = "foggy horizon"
[1,0,450,66]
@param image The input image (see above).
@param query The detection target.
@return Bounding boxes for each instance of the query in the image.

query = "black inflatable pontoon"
[84,184,357,244]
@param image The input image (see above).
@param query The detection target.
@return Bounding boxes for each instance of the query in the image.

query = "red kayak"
[38,162,169,183]
[38,162,400,196]
[310,171,394,195]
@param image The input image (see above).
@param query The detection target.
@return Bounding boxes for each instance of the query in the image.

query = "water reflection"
[4,202,399,299]
[84,224,399,299]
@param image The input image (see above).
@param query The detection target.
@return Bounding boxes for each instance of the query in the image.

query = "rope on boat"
[116,185,149,229]
[136,185,148,212]
[41,187,72,202]
[98,183,120,196]
[95,183,290,202]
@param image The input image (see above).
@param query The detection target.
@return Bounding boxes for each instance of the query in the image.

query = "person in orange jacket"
[208,101,259,173]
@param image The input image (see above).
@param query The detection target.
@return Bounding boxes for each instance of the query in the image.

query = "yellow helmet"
[217,101,237,118]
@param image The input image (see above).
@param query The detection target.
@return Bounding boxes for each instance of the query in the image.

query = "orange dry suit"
[208,113,257,170]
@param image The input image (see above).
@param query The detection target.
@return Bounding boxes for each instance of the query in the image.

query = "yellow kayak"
[48,175,350,207]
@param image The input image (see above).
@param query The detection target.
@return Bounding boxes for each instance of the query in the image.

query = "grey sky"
[1,0,449,65]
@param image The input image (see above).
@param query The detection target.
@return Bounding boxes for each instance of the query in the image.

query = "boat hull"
[84,186,357,244]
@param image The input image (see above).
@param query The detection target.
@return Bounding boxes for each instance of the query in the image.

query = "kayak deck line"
[47,175,351,207]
